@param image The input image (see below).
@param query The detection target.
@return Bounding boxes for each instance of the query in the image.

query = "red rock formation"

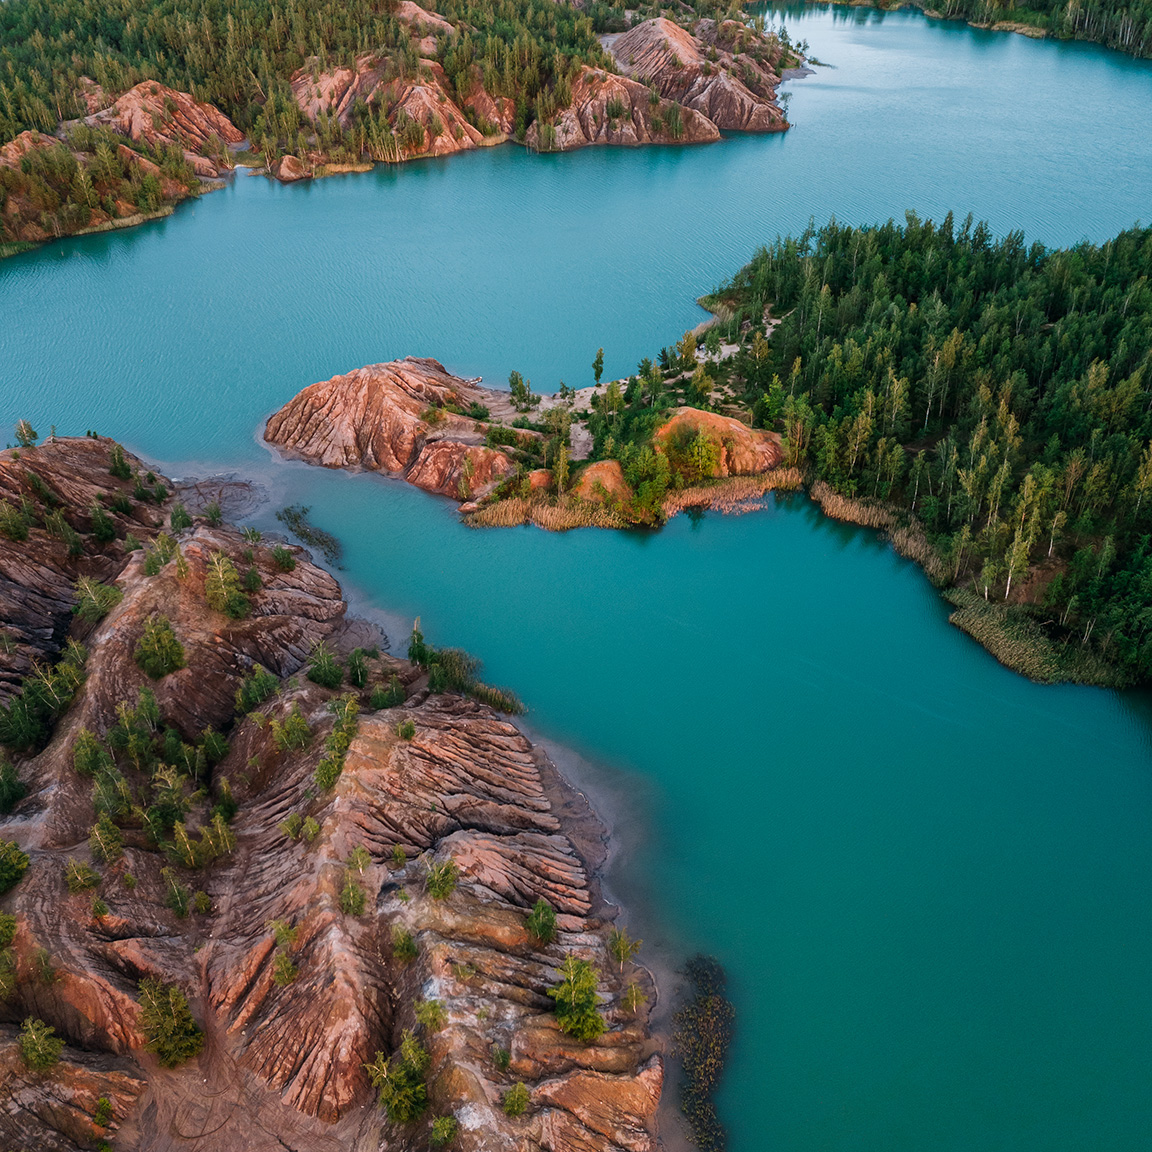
[0,441,662,1149]
[88,82,244,177]
[272,154,309,181]
[0,1027,145,1150]
[263,358,518,500]
[573,460,633,504]
[606,17,788,133]
[654,407,783,475]
[525,66,719,152]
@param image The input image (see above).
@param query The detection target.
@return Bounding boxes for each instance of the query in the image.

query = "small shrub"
[89,503,116,543]
[547,956,605,1043]
[273,950,298,985]
[280,812,303,840]
[391,843,407,869]
[137,977,205,1067]
[19,1017,63,1069]
[371,674,405,710]
[235,664,279,713]
[347,845,371,874]
[271,545,296,571]
[339,873,366,916]
[492,1044,511,1072]
[307,642,343,689]
[192,890,212,915]
[415,997,447,1032]
[93,1096,114,1126]
[74,577,123,623]
[134,615,185,679]
[108,444,132,480]
[0,912,16,948]
[430,1115,459,1147]
[525,897,557,945]
[365,1029,429,1122]
[301,816,320,842]
[65,857,100,893]
[391,925,417,962]
[271,704,311,751]
[161,867,191,917]
[204,552,250,619]
[608,926,642,971]
[0,839,31,894]
[89,814,123,864]
[243,566,262,592]
[397,719,416,740]
[502,1082,530,1117]
[123,532,142,551]
[33,947,57,985]
[0,499,29,541]
[169,502,192,531]
[347,647,369,688]
[204,500,223,526]
[91,895,109,918]
[426,858,458,900]
[623,981,647,1014]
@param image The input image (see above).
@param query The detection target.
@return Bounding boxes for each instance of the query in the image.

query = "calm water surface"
[3,6,1152,1151]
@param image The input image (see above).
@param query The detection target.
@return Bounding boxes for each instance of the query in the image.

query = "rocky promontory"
[0,437,661,1150]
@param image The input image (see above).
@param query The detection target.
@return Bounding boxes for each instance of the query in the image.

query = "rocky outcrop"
[0,440,661,1151]
[0,1026,145,1151]
[264,358,520,500]
[573,460,633,504]
[88,82,244,177]
[655,407,783,475]
[525,67,719,152]
[606,17,789,133]
[0,437,171,699]
[272,154,309,181]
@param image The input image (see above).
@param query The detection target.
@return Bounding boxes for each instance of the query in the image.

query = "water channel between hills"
[3,5,1152,1150]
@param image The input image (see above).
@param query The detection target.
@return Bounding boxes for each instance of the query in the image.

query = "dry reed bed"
[809,480,949,583]
[464,495,627,531]
[662,468,803,517]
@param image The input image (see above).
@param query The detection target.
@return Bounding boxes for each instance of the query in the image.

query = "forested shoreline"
[827,0,1152,58]
[696,214,1152,683]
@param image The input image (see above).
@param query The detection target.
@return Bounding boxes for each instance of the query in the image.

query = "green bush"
[89,813,123,864]
[391,925,417,962]
[0,912,16,948]
[547,956,605,1042]
[371,674,406,709]
[397,719,416,740]
[169,502,192,530]
[89,502,116,543]
[204,552,250,619]
[525,897,557,945]
[134,615,185,679]
[271,545,296,571]
[108,444,131,480]
[235,664,279,713]
[74,576,123,623]
[365,1029,429,1122]
[64,857,100,892]
[273,950,298,985]
[502,1082,530,1117]
[426,858,458,900]
[302,816,320,842]
[271,703,311,751]
[0,838,30,893]
[431,1115,459,1147]
[307,642,344,689]
[0,499,29,541]
[137,977,205,1067]
[415,997,447,1032]
[19,1017,64,1069]
[93,1096,113,1126]
[339,873,366,916]
[347,647,369,688]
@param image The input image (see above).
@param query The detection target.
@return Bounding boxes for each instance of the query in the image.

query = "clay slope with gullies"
[0,437,660,1151]
[605,17,791,133]
[264,356,523,500]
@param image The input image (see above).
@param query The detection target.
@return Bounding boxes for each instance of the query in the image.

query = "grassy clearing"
[465,495,628,531]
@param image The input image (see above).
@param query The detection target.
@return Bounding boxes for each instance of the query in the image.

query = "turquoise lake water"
[3,5,1152,1149]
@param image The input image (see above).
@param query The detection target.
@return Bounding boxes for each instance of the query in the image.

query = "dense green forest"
[911,0,1151,57]
[0,0,626,144]
[699,214,1152,681]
